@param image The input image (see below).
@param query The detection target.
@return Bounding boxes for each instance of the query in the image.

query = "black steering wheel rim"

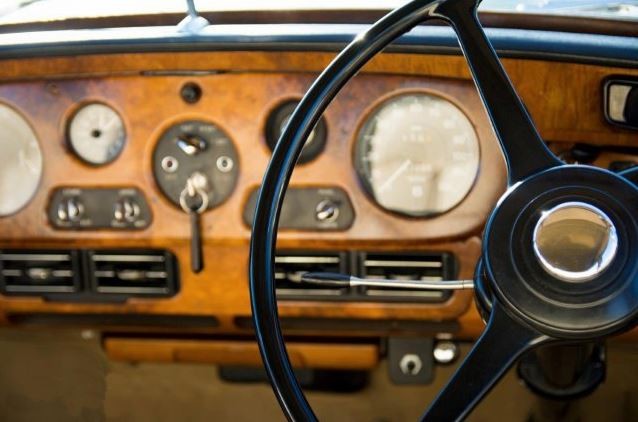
[249,0,638,420]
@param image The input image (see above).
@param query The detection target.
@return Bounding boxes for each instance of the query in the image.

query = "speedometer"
[0,104,42,217]
[354,93,480,217]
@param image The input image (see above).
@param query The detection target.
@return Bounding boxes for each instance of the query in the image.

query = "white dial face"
[355,93,480,217]
[68,103,126,165]
[0,104,43,217]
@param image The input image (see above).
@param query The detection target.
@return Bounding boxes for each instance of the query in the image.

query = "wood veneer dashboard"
[0,50,637,343]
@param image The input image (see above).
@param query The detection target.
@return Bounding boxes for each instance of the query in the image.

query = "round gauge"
[68,103,126,165]
[265,100,327,164]
[152,120,239,211]
[0,104,43,217]
[354,93,480,217]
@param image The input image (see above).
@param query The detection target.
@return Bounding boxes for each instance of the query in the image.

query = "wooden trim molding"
[104,337,380,369]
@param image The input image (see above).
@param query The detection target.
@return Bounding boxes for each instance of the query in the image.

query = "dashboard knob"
[114,197,140,223]
[57,197,84,222]
[315,199,340,223]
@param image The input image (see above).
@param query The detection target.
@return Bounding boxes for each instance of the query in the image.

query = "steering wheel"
[249,0,638,420]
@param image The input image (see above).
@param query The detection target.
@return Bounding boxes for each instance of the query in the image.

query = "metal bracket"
[177,0,210,34]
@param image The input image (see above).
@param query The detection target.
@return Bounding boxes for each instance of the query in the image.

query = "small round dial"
[354,93,480,217]
[265,100,327,164]
[0,104,43,216]
[68,103,126,165]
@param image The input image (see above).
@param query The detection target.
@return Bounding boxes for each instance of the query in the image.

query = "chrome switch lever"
[180,172,210,273]
[176,133,207,156]
[300,272,474,290]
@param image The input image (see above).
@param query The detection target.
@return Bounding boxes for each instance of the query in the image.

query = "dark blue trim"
[0,24,635,67]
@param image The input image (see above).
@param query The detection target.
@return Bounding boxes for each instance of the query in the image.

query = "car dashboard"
[0,22,637,369]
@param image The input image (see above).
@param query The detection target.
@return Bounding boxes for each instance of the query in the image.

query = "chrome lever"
[300,272,474,290]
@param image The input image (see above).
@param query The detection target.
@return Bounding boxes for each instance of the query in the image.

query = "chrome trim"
[91,254,165,262]
[275,256,340,264]
[0,253,70,261]
[363,260,442,268]
[353,276,472,290]
[276,288,343,296]
[145,271,168,279]
[51,270,73,278]
[365,289,445,298]
[533,201,618,282]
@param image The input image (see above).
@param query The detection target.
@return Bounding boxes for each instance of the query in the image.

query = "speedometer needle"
[378,159,411,193]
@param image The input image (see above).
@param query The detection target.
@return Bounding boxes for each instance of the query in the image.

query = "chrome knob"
[315,199,339,222]
[533,201,618,282]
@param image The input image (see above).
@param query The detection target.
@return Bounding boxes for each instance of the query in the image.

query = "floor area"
[0,329,636,421]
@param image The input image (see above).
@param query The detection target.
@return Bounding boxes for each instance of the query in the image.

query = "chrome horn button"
[533,201,618,282]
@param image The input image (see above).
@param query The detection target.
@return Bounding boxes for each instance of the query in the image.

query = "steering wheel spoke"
[422,301,552,421]
[436,0,562,184]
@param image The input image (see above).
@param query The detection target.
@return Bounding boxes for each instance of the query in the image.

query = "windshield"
[1,0,637,25]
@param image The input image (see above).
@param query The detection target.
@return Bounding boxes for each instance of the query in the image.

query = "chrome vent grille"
[0,250,79,294]
[272,250,455,303]
[88,250,177,296]
[358,252,454,302]
[274,252,349,298]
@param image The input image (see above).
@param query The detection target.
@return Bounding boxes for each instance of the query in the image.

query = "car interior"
[0,0,637,420]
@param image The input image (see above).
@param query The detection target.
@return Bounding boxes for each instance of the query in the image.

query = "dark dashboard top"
[0,24,636,67]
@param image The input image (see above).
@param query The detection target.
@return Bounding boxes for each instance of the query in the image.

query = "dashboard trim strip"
[0,25,636,67]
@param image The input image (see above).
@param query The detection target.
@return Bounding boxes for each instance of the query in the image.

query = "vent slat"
[89,250,176,296]
[0,250,78,294]
[274,252,348,299]
[360,252,451,303]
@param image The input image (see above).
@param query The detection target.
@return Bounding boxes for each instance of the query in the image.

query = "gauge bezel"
[0,102,43,217]
[352,89,482,219]
[66,101,127,167]
[264,98,328,165]
[151,118,240,212]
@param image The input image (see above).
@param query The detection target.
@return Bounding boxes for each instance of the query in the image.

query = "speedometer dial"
[0,104,43,217]
[354,93,480,217]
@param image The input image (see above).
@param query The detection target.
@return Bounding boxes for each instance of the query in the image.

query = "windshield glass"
[1,0,637,25]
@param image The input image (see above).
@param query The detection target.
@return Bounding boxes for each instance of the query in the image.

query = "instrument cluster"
[0,85,483,235]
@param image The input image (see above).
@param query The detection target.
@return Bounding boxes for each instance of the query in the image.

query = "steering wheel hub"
[483,165,638,338]
[533,201,618,282]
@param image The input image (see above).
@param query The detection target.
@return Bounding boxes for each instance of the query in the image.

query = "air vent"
[275,251,349,299]
[0,250,80,294]
[88,250,178,297]
[358,252,455,303]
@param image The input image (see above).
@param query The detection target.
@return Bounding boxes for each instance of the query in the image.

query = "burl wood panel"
[0,68,491,327]
[0,51,636,146]
[0,51,636,341]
